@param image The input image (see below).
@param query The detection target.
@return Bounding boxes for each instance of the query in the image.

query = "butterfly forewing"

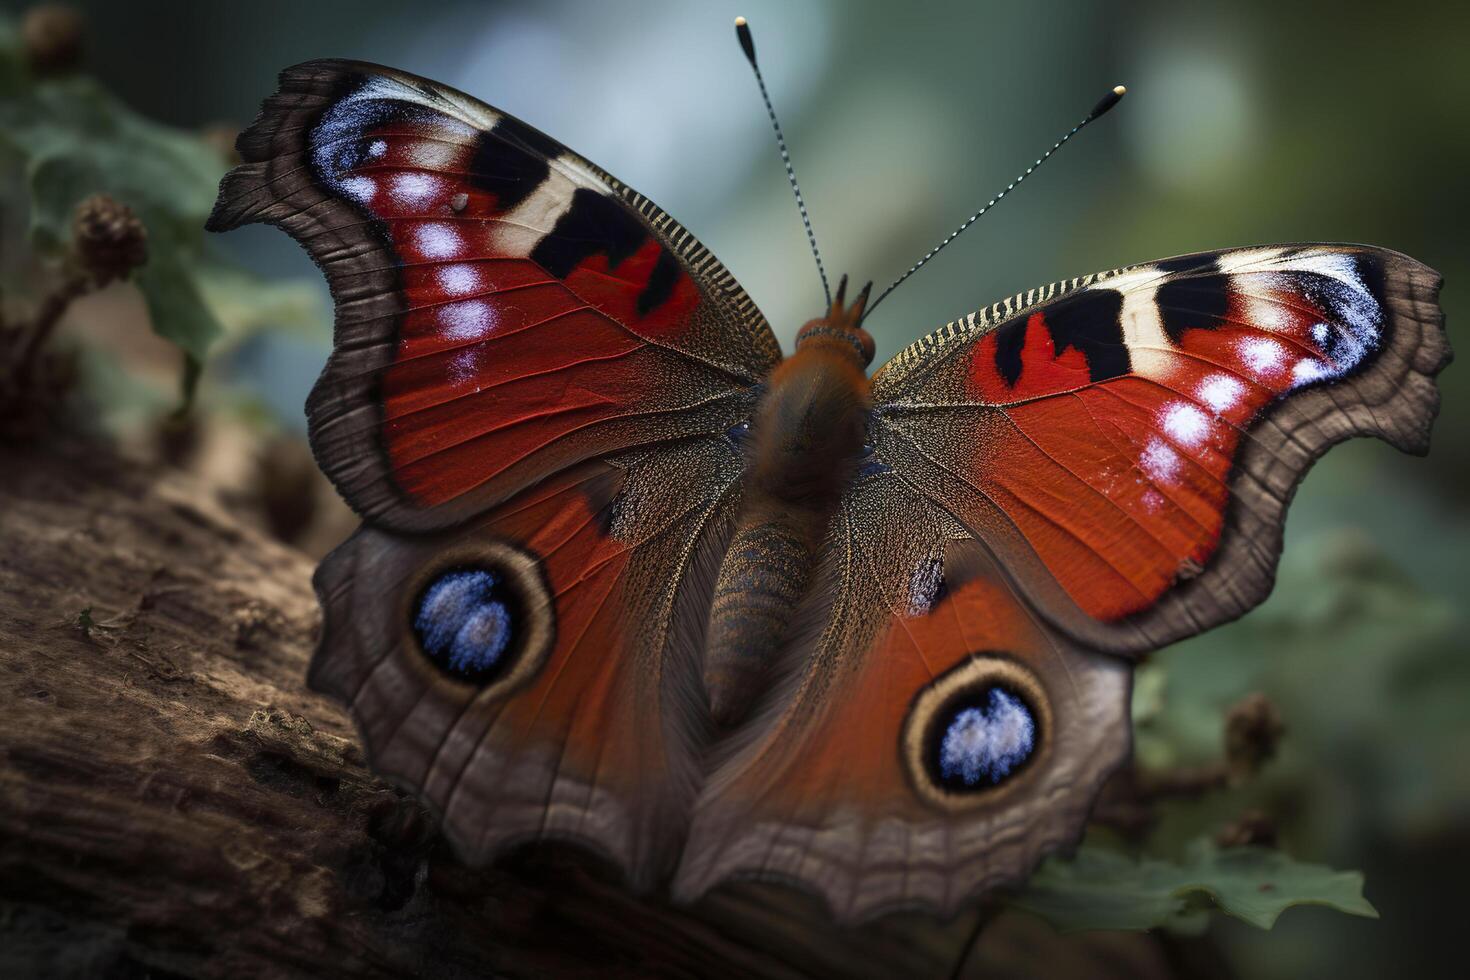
[208,60,778,531]
[212,61,774,885]
[870,245,1447,653]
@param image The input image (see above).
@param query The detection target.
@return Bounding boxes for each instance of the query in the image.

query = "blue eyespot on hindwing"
[408,540,555,690]
[902,655,1050,808]
[934,686,1036,789]
[413,568,518,682]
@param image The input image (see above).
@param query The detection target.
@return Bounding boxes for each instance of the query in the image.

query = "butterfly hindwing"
[871,245,1447,653]
[208,60,778,531]
[311,438,741,883]
[676,470,1131,918]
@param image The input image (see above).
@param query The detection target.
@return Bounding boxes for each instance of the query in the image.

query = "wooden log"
[0,440,1214,979]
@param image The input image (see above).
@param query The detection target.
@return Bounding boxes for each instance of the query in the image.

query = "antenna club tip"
[734,15,756,65]
[1088,84,1127,120]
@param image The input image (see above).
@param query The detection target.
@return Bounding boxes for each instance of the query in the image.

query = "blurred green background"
[2,0,1465,976]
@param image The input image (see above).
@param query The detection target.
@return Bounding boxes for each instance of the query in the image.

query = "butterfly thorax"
[703,288,875,727]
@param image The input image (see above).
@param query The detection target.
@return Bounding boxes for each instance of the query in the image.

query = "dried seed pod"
[71,194,148,285]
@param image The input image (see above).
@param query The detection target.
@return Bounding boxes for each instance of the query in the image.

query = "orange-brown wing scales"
[311,438,741,883]
[676,475,1130,920]
[208,60,776,531]
[873,246,1447,652]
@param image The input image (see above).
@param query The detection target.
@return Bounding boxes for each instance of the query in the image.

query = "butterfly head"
[795,273,876,367]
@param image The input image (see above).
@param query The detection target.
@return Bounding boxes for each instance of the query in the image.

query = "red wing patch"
[874,246,1447,647]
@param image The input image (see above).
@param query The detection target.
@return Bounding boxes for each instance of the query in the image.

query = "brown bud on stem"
[72,194,148,286]
[1216,808,1279,848]
[1224,691,1285,781]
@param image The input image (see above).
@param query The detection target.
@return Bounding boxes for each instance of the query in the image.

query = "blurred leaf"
[0,71,227,362]
[195,263,327,340]
[0,27,327,419]
[1014,841,1377,932]
[132,253,222,366]
[1133,524,1470,850]
[4,77,222,253]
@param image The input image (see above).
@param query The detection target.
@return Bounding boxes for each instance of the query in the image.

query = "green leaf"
[132,253,225,365]
[1012,841,1377,932]
[0,44,328,410]
[194,262,327,341]
[0,66,230,364]
[2,76,224,251]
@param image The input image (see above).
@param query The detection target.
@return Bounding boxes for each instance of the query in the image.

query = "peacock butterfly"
[206,18,1448,921]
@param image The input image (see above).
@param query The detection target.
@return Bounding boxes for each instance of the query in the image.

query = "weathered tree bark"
[0,439,1212,979]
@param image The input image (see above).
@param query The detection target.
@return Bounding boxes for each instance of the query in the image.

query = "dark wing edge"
[1130,249,1446,649]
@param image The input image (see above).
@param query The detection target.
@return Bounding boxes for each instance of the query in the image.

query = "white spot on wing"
[1098,265,1171,379]
[907,554,944,617]
[407,139,461,170]
[1160,401,1210,448]
[1238,336,1285,375]
[340,176,376,203]
[1289,251,1365,291]
[436,264,482,297]
[490,169,579,257]
[1215,247,1286,275]
[1293,359,1329,384]
[440,299,496,341]
[552,152,616,194]
[1198,374,1245,414]
[1236,291,1292,331]
[414,223,462,260]
[390,172,441,209]
[449,348,483,384]
[1141,438,1183,484]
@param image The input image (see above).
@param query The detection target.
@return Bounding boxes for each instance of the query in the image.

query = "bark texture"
[0,440,1211,979]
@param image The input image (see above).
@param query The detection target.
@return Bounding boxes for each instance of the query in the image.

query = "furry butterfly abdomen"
[705,287,876,726]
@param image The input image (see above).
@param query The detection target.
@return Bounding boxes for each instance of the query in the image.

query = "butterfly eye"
[903,655,1051,808]
[408,540,554,689]
[726,419,753,446]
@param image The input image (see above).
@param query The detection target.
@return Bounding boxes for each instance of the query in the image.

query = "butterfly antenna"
[862,84,1128,321]
[736,16,832,307]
